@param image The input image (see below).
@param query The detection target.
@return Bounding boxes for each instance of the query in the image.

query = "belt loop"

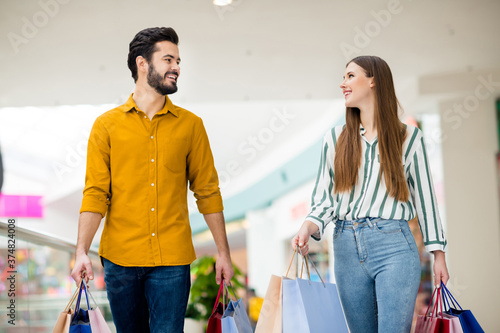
[341,220,345,232]
[366,218,373,228]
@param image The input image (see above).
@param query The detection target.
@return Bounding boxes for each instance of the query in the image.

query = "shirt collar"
[121,93,178,117]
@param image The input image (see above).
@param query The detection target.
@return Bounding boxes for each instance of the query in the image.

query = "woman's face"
[340,62,375,109]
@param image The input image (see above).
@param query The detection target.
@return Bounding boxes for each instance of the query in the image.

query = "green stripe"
[366,175,381,217]
[423,240,447,246]
[335,195,344,218]
[413,152,430,242]
[420,137,440,242]
[307,215,325,230]
[351,143,373,218]
[318,175,335,219]
[344,185,356,218]
[310,142,328,207]
[407,173,415,218]
[401,204,406,220]
[312,191,327,215]
[331,127,338,148]
[404,127,419,162]
[388,199,398,220]
[378,193,389,217]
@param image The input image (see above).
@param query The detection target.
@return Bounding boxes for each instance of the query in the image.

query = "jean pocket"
[373,220,402,234]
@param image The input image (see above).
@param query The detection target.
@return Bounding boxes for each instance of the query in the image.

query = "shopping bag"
[207,283,226,333]
[440,313,464,333]
[415,287,450,333]
[221,282,253,333]
[441,282,484,333]
[254,275,282,333]
[282,248,349,333]
[70,281,92,333]
[52,286,79,333]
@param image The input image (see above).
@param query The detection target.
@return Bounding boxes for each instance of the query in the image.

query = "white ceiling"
[1,0,499,231]
[1,0,499,107]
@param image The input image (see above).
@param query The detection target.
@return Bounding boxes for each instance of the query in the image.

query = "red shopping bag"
[207,283,226,333]
[415,287,451,333]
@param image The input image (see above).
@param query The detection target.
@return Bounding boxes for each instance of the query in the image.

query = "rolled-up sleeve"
[407,135,447,252]
[306,135,336,241]
[80,116,111,217]
[187,118,223,215]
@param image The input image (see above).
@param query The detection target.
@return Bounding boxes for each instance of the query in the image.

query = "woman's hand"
[433,250,449,287]
[291,220,320,255]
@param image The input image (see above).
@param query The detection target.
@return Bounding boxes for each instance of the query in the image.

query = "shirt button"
[152,233,155,237]
[144,116,147,118]
[151,183,154,186]
[150,136,154,139]
[151,159,154,162]
[151,208,155,212]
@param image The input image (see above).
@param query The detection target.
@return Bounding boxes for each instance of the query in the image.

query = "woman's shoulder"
[324,125,345,142]
[403,124,424,145]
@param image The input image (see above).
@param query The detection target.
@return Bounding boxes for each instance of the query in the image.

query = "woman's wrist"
[433,250,446,260]
[304,220,320,235]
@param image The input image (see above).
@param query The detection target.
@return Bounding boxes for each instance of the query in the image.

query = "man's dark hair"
[127,27,179,82]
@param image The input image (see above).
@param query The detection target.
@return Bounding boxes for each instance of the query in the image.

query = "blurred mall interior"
[1,0,499,332]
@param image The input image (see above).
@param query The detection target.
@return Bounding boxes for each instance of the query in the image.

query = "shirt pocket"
[160,138,188,174]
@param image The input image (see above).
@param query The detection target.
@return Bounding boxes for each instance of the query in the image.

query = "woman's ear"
[370,77,375,88]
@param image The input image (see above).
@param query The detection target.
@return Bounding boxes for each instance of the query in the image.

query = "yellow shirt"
[80,94,223,266]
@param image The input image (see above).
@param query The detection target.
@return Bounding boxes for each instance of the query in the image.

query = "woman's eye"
[349,74,354,78]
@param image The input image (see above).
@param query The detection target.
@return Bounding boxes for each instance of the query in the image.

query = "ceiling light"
[213,0,232,6]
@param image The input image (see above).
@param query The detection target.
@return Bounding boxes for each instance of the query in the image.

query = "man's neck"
[132,85,166,120]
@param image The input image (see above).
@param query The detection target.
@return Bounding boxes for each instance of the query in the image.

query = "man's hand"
[433,250,449,287]
[71,252,94,286]
[216,254,234,285]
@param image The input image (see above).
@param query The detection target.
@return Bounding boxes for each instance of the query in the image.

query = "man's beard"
[147,64,178,95]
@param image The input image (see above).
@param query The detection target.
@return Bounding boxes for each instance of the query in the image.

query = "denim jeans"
[333,218,421,333]
[102,258,191,333]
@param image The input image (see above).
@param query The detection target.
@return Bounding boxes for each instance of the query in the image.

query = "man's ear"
[136,56,148,76]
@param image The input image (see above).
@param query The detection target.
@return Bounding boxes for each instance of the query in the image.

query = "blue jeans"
[102,258,191,333]
[333,218,421,333]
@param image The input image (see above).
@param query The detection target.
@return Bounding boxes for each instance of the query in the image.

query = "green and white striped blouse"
[308,124,447,252]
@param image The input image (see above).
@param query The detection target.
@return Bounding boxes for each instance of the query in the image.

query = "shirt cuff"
[80,197,109,217]
[425,242,447,253]
[306,216,324,241]
[197,195,224,215]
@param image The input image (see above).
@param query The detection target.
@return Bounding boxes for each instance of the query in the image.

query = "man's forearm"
[76,212,103,256]
[203,212,231,257]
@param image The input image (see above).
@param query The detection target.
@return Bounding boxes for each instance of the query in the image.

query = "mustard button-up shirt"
[80,94,223,266]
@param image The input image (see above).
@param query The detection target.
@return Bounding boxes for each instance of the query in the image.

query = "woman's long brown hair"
[334,56,409,202]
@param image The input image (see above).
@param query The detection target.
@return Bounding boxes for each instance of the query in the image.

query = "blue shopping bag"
[221,282,253,333]
[70,281,92,333]
[282,248,348,333]
[441,282,484,333]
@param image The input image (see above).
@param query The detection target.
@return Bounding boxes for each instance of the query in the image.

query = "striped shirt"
[307,124,447,252]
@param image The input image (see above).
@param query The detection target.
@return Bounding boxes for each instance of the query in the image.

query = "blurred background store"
[1,0,499,331]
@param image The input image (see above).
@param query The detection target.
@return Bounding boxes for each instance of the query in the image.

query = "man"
[71,27,234,333]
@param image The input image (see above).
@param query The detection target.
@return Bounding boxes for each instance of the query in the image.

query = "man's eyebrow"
[162,54,181,62]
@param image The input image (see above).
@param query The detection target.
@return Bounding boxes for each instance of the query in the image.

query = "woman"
[292,56,449,333]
